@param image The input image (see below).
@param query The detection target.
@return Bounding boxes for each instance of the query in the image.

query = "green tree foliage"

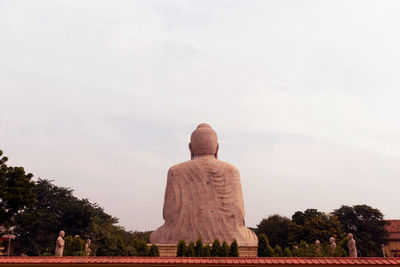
[64,236,86,256]
[0,150,35,227]
[273,245,283,257]
[257,234,274,257]
[185,241,196,257]
[12,178,137,256]
[195,238,203,257]
[229,239,239,257]
[131,231,152,243]
[333,205,389,257]
[203,244,211,257]
[211,238,221,257]
[297,241,309,257]
[256,215,291,249]
[148,244,159,257]
[176,240,187,257]
[221,241,229,257]
[283,247,292,257]
[132,239,149,256]
[291,245,299,257]
[289,209,344,245]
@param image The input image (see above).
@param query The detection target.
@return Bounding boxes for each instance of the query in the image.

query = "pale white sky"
[1,0,400,231]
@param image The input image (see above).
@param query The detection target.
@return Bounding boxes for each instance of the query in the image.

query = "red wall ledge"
[0,257,400,266]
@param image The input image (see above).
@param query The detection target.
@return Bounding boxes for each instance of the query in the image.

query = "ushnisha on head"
[59,231,65,238]
[189,123,219,160]
[347,233,353,240]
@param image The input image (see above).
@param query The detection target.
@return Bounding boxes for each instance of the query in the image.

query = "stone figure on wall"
[85,239,92,256]
[150,123,258,246]
[55,231,65,257]
[315,240,321,253]
[347,233,357,257]
[329,237,337,251]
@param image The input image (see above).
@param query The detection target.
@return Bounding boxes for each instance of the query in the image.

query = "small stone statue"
[315,240,321,252]
[329,237,337,251]
[55,231,65,257]
[85,239,92,256]
[347,233,357,258]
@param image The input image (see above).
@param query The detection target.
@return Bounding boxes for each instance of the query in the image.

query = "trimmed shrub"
[148,244,159,257]
[203,244,211,257]
[211,239,221,257]
[257,234,274,257]
[195,238,203,257]
[176,240,187,257]
[273,245,283,257]
[185,241,196,257]
[283,247,292,257]
[220,241,229,257]
[229,239,239,257]
[64,236,85,256]
[136,239,149,256]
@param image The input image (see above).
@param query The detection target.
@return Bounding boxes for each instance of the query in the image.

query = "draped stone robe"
[150,156,258,246]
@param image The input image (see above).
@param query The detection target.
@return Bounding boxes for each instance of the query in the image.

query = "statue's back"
[150,124,257,245]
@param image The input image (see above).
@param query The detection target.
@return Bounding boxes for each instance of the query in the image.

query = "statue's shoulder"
[214,159,240,174]
[168,160,193,173]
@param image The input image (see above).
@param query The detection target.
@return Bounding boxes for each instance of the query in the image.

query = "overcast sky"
[1,0,400,231]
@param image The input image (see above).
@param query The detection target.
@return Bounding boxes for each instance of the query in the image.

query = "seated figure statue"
[150,123,258,246]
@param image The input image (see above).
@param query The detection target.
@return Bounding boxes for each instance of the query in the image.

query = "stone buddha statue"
[347,233,357,257]
[150,123,258,246]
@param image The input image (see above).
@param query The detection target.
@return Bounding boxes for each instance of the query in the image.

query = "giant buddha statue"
[150,123,258,246]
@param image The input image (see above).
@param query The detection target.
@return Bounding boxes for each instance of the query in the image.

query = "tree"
[64,235,86,256]
[292,209,322,225]
[133,239,149,256]
[13,179,137,256]
[333,205,389,256]
[13,179,86,255]
[273,245,283,257]
[0,150,35,227]
[256,215,291,249]
[195,238,203,257]
[257,234,274,257]
[148,244,159,257]
[131,231,152,243]
[289,209,344,245]
[283,247,292,257]
[203,244,211,257]
[211,239,221,257]
[176,240,186,257]
[297,241,309,257]
[229,239,239,257]
[186,241,195,257]
[221,241,229,257]
[1,152,138,256]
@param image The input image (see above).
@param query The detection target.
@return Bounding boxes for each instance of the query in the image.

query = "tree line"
[0,150,390,256]
[254,207,389,257]
[0,150,155,256]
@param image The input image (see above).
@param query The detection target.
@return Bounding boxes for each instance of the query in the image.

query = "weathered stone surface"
[330,237,337,251]
[348,233,357,258]
[150,123,257,246]
[55,231,65,257]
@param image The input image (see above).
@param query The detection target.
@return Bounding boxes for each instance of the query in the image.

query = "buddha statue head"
[348,233,353,240]
[189,123,219,159]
